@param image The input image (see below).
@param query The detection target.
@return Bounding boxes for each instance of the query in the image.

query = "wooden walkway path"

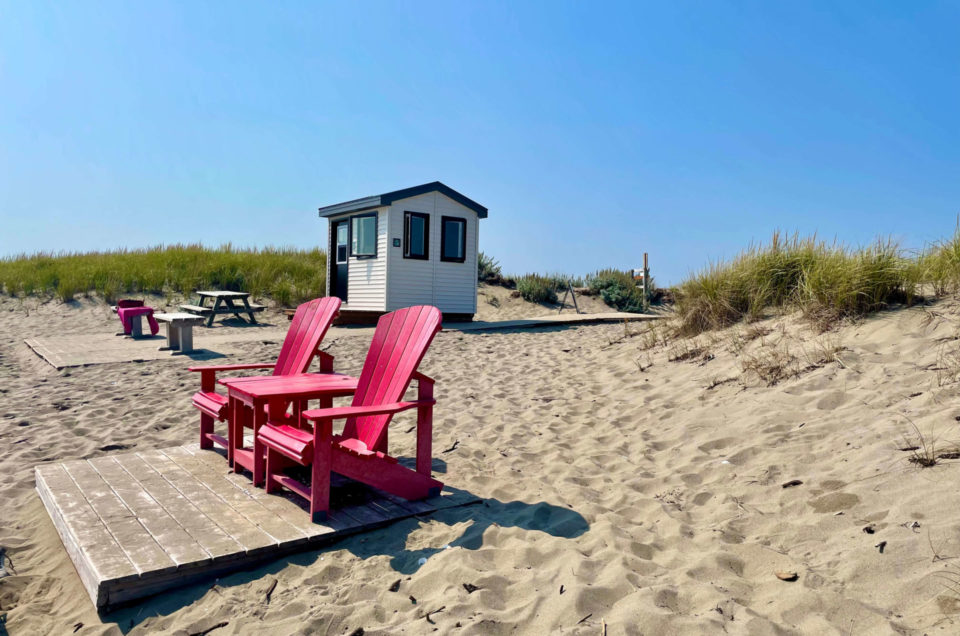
[35,443,478,610]
[447,312,659,332]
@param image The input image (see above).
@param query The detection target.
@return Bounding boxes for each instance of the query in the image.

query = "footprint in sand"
[809,492,860,513]
[815,391,849,410]
[691,492,713,506]
[698,437,737,453]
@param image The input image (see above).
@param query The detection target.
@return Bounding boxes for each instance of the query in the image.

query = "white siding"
[386,192,478,315]
[326,208,388,311]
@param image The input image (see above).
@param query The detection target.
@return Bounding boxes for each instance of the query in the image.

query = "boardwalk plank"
[61,460,176,575]
[161,447,306,545]
[113,453,242,559]
[184,445,342,540]
[35,465,137,602]
[88,456,212,567]
[137,450,275,553]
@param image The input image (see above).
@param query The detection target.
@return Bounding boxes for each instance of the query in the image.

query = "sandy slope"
[474,282,617,321]
[2,294,960,635]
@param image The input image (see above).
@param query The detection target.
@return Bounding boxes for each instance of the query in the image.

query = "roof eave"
[317,196,383,218]
[318,182,488,219]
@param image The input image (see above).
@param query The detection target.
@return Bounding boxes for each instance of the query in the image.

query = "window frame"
[403,211,430,260]
[440,216,467,263]
[335,222,348,264]
[349,212,378,259]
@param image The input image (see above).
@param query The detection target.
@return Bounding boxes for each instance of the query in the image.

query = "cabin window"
[350,212,377,258]
[440,216,467,262]
[335,224,348,264]
[404,211,430,260]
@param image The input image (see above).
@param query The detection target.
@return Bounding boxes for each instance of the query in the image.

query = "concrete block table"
[154,313,206,353]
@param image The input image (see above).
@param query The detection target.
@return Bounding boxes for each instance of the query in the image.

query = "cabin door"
[331,220,349,302]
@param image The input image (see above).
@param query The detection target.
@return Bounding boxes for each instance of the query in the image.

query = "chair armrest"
[301,400,436,422]
[412,371,434,384]
[187,363,275,372]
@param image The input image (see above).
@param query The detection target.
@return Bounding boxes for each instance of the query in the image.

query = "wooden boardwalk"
[447,311,660,332]
[35,443,478,610]
[23,331,278,369]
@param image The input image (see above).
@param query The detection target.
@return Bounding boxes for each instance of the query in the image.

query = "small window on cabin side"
[440,216,467,263]
[404,212,429,260]
[350,213,377,258]
[336,224,348,264]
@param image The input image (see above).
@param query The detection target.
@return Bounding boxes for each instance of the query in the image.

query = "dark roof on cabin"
[317,181,488,219]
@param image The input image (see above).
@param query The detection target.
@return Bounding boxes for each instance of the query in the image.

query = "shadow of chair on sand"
[105,483,589,633]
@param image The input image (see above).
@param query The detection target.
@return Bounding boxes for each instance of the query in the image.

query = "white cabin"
[319,182,488,322]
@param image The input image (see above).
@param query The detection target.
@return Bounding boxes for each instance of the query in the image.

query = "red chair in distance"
[258,305,443,522]
[189,297,341,453]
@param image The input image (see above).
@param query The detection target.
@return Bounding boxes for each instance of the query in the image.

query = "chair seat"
[259,424,398,466]
[260,423,314,463]
[192,390,295,423]
[192,391,228,420]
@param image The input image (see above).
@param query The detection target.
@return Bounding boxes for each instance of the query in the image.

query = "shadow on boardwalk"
[105,486,589,632]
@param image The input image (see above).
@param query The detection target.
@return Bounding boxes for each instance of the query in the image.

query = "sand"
[3,292,960,634]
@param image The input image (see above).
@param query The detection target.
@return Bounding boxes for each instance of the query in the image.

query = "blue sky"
[1,1,958,284]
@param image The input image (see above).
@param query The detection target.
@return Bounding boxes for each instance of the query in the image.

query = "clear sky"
[1,1,958,284]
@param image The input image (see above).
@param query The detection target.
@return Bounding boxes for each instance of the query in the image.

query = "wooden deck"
[35,443,479,610]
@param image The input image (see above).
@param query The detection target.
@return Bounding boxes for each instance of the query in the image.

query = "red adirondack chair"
[258,305,443,522]
[190,297,341,452]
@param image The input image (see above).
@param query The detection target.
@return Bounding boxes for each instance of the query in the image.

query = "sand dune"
[2,294,960,634]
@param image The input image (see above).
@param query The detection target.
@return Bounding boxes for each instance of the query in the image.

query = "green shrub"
[588,269,645,312]
[516,274,559,304]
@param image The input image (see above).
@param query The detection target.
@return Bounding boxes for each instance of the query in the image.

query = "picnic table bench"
[180,291,266,327]
[154,312,205,353]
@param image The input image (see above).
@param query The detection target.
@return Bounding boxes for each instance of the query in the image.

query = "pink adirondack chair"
[116,299,160,336]
[190,297,341,452]
[258,305,443,522]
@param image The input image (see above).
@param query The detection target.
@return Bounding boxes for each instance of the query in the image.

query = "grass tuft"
[675,232,922,336]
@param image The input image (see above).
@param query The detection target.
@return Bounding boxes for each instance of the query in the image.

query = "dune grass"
[0,244,327,305]
[919,227,960,297]
[673,232,929,336]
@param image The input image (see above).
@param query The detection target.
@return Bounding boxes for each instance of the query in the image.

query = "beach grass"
[0,244,327,305]
[674,232,922,335]
[918,227,960,297]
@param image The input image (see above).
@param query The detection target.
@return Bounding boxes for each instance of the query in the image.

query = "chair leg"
[310,419,333,522]
[200,413,213,450]
[416,379,434,476]
[253,405,266,487]
[232,403,248,474]
[264,446,278,494]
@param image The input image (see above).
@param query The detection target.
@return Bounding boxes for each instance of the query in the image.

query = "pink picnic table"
[219,373,360,486]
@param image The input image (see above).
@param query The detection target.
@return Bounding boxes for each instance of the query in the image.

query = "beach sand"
[2,292,960,634]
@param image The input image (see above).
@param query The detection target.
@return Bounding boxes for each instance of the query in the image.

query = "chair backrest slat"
[343,305,442,450]
[273,297,341,376]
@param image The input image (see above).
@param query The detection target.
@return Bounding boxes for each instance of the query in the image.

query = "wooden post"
[557,282,581,315]
[643,252,650,312]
